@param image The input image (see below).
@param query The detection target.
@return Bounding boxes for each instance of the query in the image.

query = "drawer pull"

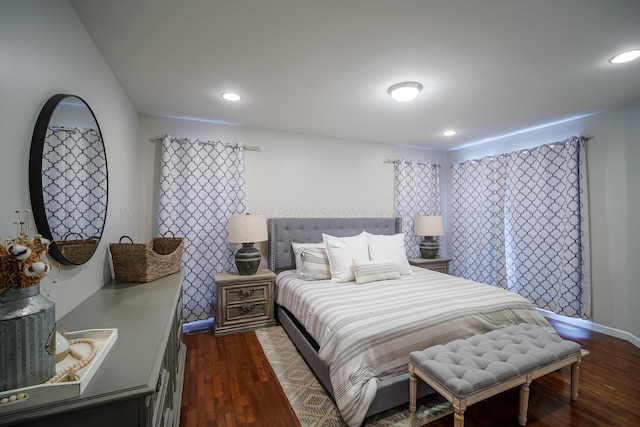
[155,375,162,392]
[237,288,255,298]
[241,303,255,312]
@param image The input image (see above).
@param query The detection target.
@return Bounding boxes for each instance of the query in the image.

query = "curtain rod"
[51,126,99,135]
[155,135,261,152]
[452,135,591,165]
[384,159,441,168]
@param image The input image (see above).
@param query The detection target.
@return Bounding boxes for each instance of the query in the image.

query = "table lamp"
[414,215,444,259]
[228,214,268,275]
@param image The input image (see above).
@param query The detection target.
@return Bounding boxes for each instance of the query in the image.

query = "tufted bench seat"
[408,324,582,427]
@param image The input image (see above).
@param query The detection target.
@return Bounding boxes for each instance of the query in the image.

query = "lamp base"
[235,243,261,275]
[419,236,439,259]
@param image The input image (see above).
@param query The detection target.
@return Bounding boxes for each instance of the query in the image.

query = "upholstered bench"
[408,324,582,427]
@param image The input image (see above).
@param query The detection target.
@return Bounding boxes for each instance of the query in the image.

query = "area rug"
[255,326,453,427]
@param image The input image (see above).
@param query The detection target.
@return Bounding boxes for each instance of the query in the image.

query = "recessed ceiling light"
[442,129,458,136]
[609,49,640,64]
[221,92,242,101]
[388,82,423,102]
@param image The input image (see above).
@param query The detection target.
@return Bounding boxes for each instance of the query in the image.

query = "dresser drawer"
[222,282,269,304]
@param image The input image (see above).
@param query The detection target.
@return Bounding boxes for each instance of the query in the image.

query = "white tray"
[0,328,117,412]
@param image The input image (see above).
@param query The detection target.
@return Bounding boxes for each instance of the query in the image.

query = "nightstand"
[408,257,452,274]
[214,269,276,336]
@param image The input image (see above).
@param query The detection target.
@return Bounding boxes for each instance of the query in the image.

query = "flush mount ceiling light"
[221,92,242,101]
[442,129,458,136]
[388,81,423,102]
[609,49,640,64]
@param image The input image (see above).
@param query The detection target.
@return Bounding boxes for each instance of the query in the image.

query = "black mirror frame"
[29,94,109,265]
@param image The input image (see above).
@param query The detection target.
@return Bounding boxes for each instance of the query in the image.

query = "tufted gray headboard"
[267,217,402,273]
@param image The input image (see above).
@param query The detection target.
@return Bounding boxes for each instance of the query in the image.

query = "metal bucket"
[0,284,56,392]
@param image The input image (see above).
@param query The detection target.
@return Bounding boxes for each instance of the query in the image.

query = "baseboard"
[183,317,215,334]
[539,309,640,349]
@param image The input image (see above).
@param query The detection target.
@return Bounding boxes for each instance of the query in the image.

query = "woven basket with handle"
[109,232,184,283]
[56,232,99,264]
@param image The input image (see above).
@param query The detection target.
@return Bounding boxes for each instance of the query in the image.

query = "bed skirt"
[276,304,435,418]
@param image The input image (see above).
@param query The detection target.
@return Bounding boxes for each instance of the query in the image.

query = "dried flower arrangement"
[0,210,56,292]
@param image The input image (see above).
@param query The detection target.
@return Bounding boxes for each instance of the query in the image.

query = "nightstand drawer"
[408,258,452,274]
[223,282,269,304]
[226,301,270,322]
[427,265,449,274]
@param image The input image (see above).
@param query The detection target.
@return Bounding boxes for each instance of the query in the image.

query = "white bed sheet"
[275,266,553,427]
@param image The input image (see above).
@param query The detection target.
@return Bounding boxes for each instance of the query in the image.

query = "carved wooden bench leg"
[453,397,467,427]
[518,373,533,426]
[571,353,582,401]
[408,362,417,414]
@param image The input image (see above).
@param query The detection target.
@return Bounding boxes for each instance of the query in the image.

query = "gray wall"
[136,116,447,261]
[0,0,139,319]
[137,115,446,237]
[626,102,640,341]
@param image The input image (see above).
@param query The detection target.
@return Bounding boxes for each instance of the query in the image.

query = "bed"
[267,217,554,427]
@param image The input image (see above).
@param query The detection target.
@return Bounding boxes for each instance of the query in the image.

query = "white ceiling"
[70,0,640,151]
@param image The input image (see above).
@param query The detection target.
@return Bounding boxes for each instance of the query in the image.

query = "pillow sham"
[366,232,412,275]
[291,242,325,273]
[300,247,331,280]
[353,259,401,285]
[322,232,369,283]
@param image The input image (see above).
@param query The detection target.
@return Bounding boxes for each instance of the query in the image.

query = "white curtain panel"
[158,135,246,324]
[451,137,591,319]
[394,160,441,258]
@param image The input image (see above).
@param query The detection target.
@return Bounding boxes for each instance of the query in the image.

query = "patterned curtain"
[451,136,591,319]
[450,157,503,286]
[42,126,107,240]
[394,160,441,258]
[158,135,246,324]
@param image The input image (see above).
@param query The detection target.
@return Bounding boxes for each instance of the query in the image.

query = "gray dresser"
[0,272,186,427]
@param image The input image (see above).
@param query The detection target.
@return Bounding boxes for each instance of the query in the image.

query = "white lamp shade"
[414,215,444,237]
[228,214,268,243]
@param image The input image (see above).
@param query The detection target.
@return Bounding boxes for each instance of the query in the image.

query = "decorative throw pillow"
[291,242,325,273]
[366,232,412,275]
[300,247,331,280]
[322,232,369,283]
[353,259,401,285]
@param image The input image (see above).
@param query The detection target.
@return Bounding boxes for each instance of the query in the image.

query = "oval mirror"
[29,94,108,265]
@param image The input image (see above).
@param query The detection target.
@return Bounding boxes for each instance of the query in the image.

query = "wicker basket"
[56,233,99,264]
[109,233,184,283]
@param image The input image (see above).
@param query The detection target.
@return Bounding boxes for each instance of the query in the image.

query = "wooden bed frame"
[267,217,434,418]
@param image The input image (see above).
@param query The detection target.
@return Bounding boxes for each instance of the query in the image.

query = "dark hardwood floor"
[180,319,640,426]
[179,331,298,427]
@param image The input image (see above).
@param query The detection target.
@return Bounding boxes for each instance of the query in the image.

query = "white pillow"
[322,232,369,283]
[300,247,331,280]
[353,259,401,285]
[291,242,325,273]
[366,232,412,275]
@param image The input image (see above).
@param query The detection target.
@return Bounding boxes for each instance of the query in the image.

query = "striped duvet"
[275,266,553,427]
